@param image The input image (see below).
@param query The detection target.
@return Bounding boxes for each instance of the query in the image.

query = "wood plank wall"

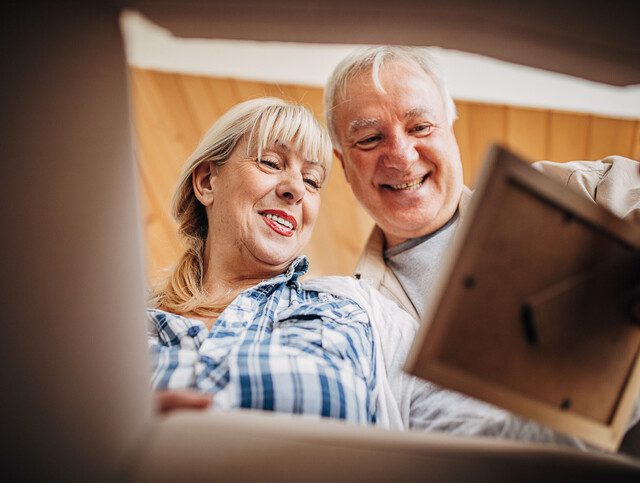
[129,67,640,285]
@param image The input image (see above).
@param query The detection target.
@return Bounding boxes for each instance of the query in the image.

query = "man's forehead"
[346,59,431,91]
[339,67,439,109]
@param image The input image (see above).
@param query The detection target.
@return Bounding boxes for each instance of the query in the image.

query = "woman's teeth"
[264,213,294,230]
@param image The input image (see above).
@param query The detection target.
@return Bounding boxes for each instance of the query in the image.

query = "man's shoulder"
[458,186,473,219]
[353,240,420,319]
[354,226,386,283]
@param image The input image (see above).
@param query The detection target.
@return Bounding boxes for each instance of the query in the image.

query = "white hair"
[323,46,457,151]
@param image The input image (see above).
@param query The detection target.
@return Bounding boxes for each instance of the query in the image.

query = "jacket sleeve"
[532,156,640,223]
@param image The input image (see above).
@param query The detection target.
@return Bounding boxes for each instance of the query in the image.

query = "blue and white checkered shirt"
[147,257,377,424]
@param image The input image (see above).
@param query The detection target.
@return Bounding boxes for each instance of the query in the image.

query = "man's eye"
[412,124,433,135]
[259,158,280,169]
[356,135,382,147]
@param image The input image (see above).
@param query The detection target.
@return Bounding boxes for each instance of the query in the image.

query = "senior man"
[323,46,640,447]
[324,45,640,322]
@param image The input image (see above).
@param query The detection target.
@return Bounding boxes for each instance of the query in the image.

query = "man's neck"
[383,211,459,249]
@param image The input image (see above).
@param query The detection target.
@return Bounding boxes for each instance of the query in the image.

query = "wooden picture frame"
[405,145,640,451]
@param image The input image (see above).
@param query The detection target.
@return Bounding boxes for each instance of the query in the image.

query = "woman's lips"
[259,210,297,237]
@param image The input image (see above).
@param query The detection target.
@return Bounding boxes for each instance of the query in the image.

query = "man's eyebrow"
[348,118,379,136]
[404,107,435,119]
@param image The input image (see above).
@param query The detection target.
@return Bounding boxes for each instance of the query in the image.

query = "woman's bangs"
[254,105,332,172]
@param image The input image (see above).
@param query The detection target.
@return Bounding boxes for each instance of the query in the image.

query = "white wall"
[121,10,640,119]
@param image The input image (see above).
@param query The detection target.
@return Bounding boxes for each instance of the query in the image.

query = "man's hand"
[155,390,213,415]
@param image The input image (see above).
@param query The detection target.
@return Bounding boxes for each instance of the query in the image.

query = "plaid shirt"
[147,257,377,424]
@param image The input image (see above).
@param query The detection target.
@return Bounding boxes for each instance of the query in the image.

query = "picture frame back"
[405,145,640,451]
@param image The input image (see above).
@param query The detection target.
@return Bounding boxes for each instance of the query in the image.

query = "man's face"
[333,60,463,247]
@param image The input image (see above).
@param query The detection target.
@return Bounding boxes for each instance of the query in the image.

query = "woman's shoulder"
[146,307,198,326]
[303,275,418,329]
[146,307,175,321]
[301,275,397,315]
[302,275,402,305]
[301,275,364,300]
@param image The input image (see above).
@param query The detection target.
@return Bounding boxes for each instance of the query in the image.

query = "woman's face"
[196,137,325,276]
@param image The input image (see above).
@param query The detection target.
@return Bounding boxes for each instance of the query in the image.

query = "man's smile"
[381,173,429,191]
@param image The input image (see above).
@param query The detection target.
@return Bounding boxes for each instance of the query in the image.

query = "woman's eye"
[304,178,321,189]
[259,158,280,169]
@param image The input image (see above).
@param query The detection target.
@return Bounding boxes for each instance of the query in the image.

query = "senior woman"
[148,97,378,424]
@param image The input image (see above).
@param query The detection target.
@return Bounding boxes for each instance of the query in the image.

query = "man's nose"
[381,133,419,171]
[276,172,305,204]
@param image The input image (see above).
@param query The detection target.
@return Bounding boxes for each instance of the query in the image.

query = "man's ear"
[334,148,349,184]
[192,162,216,206]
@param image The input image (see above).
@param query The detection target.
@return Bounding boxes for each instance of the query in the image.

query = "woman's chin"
[244,233,307,271]
[251,246,301,270]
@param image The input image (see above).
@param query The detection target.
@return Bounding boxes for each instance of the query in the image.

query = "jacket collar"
[353,187,472,320]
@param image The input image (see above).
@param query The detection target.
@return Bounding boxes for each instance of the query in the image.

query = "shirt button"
[187,326,201,337]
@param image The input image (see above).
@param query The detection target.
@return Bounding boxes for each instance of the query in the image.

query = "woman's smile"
[259,209,297,237]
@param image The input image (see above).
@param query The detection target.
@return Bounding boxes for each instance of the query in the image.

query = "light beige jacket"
[354,156,640,317]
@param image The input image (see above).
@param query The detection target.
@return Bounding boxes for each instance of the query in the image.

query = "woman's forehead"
[250,137,325,167]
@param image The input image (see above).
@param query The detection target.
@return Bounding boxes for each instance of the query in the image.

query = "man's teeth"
[390,177,424,190]
[265,213,294,230]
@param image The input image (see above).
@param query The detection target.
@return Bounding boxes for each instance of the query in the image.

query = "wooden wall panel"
[463,103,507,186]
[547,112,591,162]
[177,74,222,132]
[587,116,637,160]
[506,108,548,162]
[128,68,639,285]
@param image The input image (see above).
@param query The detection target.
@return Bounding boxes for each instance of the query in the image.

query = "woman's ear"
[192,162,216,206]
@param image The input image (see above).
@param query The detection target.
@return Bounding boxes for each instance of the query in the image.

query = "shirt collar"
[384,210,460,259]
[254,256,309,293]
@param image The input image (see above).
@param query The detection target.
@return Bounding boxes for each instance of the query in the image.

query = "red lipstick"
[259,210,297,237]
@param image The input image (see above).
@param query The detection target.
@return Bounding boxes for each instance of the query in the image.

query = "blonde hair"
[153,97,332,316]
[324,46,457,151]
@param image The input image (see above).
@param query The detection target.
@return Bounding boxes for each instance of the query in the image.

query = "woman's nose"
[276,172,306,204]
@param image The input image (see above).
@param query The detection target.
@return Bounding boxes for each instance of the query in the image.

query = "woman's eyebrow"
[304,160,327,177]
[262,141,289,154]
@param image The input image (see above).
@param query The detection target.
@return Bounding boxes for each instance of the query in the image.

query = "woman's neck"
[201,239,291,301]
[192,240,296,330]
[192,265,276,331]
[200,274,262,303]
